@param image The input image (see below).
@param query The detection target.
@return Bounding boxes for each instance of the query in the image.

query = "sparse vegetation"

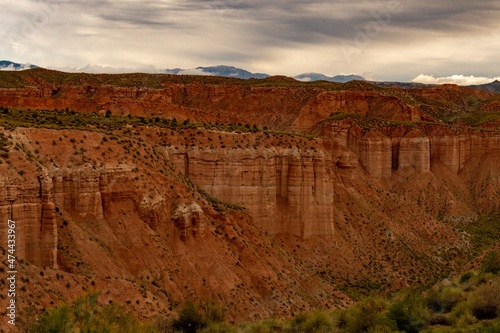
[25,268,499,332]
[0,131,10,159]
[26,292,156,333]
[456,214,500,257]
[0,108,290,137]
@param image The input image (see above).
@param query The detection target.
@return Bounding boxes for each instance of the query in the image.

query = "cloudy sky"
[1,0,500,84]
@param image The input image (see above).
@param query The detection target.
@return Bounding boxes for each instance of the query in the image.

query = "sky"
[1,0,500,84]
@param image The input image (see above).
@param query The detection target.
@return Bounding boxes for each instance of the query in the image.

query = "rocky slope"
[0,127,350,329]
[0,69,499,328]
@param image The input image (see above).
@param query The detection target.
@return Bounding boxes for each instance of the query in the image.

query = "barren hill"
[0,69,498,327]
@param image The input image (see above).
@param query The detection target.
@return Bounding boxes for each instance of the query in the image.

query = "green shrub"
[202,301,227,325]
[29,292,155,333]
[388,295,428,333]
[468,279,500,320]
[288,309,334,333]
[242,320,283,333]
[32,303,73,332]
[343,297,397,333]
[481,251,500,275]
[172,301,206,333]
[449,301,477,328]
[427,287,464,314]
[459,271,475,284]
[202,322,238,333]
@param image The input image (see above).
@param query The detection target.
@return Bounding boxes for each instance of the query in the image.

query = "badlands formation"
[0,69,498,324]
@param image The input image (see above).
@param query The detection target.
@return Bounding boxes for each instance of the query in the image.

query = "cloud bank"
[412,74,500,86]
[56,64,165,74]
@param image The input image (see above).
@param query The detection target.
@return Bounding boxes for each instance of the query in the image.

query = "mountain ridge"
[0,60,38,71]
[467,80,500,93]
[295,72,366,82]
[4,60,499,89]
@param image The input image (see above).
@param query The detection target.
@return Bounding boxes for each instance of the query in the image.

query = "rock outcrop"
[168,145,357,239]
[0,159,348,324]
[0,179,58,268]
[173,202,206,240]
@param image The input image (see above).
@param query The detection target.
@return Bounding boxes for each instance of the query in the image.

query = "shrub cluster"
[25,292,156,333]
[22,263,500,333]
[0,131,10,159]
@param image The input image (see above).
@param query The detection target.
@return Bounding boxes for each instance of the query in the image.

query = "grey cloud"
[1,0,499,80]
[25,1,500,46]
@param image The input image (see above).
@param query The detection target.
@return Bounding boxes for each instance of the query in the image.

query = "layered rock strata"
[321,124,500,180]
[168,145,357,238]
[0,183,58,268]
[0,167,181,267]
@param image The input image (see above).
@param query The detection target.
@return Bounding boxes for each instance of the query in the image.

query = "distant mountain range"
[2,61,499,91]
[294,72,365,83]
[3,61,366,82]
[166,65,270,79]
[0,60,38,71]
[165,65,366,82]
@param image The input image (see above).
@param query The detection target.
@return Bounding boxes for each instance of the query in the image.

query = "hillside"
[0,69,499,329]
[468,80,500,93]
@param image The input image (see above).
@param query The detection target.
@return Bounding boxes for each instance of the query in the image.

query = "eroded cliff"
[0,69,499,326]
[167,144,357,238]
[0,127,350,326]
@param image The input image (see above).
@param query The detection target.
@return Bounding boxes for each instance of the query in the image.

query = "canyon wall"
[0,167,154,268]
[321,122,500,180]
[166,128,499,232]
[0,75,444,131]
[0,179,58,268]
[0,129,350,321]
[0,84,430,132]
[167,144,357,238]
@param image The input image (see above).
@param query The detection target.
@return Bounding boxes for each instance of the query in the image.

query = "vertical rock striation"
[168,145,357,238]
[357,131,393,179]
[0,168,142,267]
[398,136,431,175]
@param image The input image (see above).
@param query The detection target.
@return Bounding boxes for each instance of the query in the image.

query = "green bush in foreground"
[173,301,207,333]
[23,267,500,333]
[27,292,156,333]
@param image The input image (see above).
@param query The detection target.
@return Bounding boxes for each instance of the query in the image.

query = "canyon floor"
[0,69,499,330]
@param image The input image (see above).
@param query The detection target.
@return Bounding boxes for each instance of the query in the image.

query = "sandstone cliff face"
[429,135,500,174]
[0,179,58,268]
[319,120,500,184]
[291,91,425,132]
[167,145,357,238]
[357,131,393,179]
[398,136,431,174]
[0,167,131,268]
[1,127,355,323]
